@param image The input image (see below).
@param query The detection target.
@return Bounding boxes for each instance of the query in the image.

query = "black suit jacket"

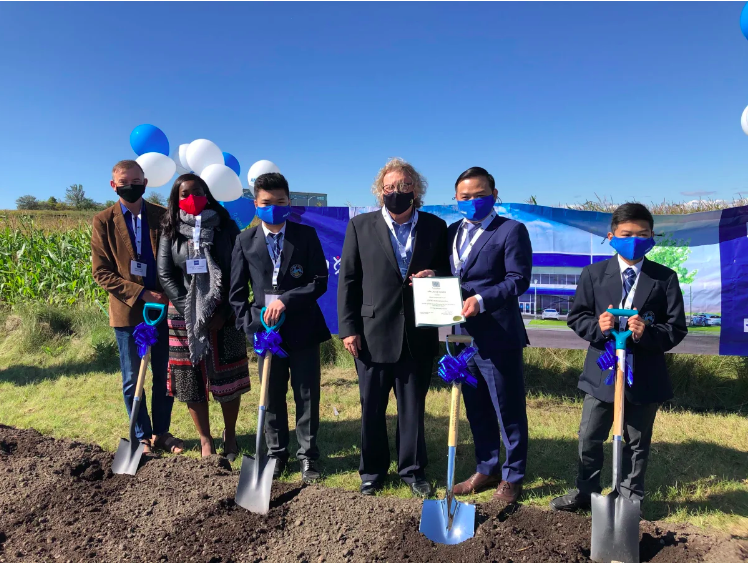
[229,221,331,352]
[567,255,688,404]
[337,209,450,364]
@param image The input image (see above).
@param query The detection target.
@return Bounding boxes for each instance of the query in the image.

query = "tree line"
[15,185,166,211]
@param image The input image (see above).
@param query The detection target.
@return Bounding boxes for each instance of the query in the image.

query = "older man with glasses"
[338,158,449,498]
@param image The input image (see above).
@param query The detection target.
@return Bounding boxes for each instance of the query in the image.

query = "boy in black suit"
[229,173,331,484]
[551,203,687,512]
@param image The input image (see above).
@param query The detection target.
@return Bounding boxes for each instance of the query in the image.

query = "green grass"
[525,319,569,327]
[0,304,746,535]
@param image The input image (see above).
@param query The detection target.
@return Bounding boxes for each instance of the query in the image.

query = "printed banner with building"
[223,198,748,356]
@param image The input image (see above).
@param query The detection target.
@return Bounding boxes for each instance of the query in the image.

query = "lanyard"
[381,206,417,267]
[130,211,142,260]
[193,215,202,253]
[265,232,283,288]
[452,220,485,277]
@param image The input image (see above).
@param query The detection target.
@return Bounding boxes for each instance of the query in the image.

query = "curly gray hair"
[371,157,428,209]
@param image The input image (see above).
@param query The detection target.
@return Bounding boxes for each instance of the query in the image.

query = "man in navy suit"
[416,167,533,504]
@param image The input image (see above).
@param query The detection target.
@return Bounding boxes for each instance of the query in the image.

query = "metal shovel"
[112,303,167,476]
[420,334,476,545]
[235,308,285,514]
[591,308,641,563]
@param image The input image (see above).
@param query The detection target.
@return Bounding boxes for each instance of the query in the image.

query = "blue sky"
[0,1,747,208]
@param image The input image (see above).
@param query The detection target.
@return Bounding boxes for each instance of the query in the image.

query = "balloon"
[742,3,748,40]
[171,143,192,175]
[742,106,748,136]
[201,163,243,201]
[186,139,223,175]
[247,160,280,187]
[136,152,177,188]
[130,124,169,156]
[220,196,257,230]
[223,152,241,177]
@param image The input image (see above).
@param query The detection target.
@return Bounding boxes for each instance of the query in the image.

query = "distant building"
[241,188,327,207]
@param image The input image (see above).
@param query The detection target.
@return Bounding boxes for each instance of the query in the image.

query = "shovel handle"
[613,348,626,438]
[259,351,272,409]
[448,383,461,448]
[134,348,151,403]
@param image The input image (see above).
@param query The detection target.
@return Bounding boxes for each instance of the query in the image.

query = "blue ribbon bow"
[596,340,634,387]
[438,345,479,388]
[253,307,288,358]
[133,322,159,359]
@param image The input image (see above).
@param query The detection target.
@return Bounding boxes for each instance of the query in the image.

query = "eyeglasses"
[383,182,414,194]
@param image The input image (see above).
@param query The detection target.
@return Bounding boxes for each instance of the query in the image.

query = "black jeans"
[576,394,659,500]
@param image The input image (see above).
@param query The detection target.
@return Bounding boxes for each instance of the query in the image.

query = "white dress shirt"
[454,210,497,313]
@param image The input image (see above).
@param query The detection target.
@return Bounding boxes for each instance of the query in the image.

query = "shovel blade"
[111,437,144,476]
[235,453,277,514]
[591,491,641,563]
[419,498,476,545]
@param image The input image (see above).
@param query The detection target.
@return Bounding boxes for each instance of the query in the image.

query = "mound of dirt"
[0,425,745,563]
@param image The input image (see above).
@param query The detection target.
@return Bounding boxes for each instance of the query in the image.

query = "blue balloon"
[742,3,748,40]
[223,152,241,177]
[220,196,256,230]
[129,124,169,156]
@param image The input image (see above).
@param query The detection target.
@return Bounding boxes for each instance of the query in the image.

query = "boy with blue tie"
[551,203,687,512]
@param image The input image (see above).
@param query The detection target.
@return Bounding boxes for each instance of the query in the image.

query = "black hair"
[161,173,233,239]
[610,202,654,231]
[454,167,495,192]
[254,172,290,198]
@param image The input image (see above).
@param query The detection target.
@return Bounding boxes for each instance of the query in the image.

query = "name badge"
[264,288,285,307]
[130,260,147,277]
[186,259,208,274]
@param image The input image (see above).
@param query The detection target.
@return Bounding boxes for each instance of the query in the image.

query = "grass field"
[0,303,746,536]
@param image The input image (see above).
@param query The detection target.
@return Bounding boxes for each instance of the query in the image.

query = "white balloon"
[201,163,243,201]
[186,139,223,175]
[742,106,748,136]
[136,152,176,188]
[247,159,280,187]
[172,143,191,174]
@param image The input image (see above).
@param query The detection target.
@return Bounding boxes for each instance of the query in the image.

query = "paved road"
[525,326,720,355]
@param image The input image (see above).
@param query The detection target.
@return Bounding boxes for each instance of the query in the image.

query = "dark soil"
[0,425,746,563]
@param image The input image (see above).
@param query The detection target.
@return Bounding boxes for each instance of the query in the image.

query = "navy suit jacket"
[447,215,533,356]
[567,256,687,404]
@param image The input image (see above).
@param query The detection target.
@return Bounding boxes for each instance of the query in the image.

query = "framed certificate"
[412,277,466,327]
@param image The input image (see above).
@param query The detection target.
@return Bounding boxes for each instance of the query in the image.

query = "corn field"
[0,217,106,306]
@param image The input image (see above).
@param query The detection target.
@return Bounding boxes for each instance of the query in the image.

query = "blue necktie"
[270,233,282,263]
[623,267,636,298]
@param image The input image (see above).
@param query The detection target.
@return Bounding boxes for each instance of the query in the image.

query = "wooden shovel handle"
[134,349,151,401]
[613,349,626,437]
[446,334,473,344]
[258,351,273,408]
[448,383,462,447]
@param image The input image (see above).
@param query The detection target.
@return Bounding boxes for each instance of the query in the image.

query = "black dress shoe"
[360,480,382,496]
[410,479,433,498]
[550,489,591,512]
[301,459,321,484]
[272,459,287,480]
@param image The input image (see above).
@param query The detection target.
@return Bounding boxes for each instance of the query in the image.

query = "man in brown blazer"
[91,159,183,455]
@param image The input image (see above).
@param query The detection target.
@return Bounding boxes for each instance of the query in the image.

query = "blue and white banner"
[223,198,748,356]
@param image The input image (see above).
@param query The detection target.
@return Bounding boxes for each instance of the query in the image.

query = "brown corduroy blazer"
[91,200,166,327]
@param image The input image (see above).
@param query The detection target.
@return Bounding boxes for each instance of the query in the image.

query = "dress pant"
[462,347,528,484]
[355,340,432,484]
[576,393,659,501]
[258,345,321,462]
[114,321,173,441]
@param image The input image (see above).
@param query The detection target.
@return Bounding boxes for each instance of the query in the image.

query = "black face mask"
[116,184,146,204]
[383,191,414,215]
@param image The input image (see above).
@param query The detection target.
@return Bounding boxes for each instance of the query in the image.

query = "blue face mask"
[256,204,291,225]
[456,194,495,222]
[609,236,656,261]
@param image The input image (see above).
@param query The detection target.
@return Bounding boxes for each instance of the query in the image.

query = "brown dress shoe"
[493,480,522,504]
[453,473,501,496]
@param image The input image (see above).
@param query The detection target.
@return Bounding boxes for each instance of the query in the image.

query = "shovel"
[236,307,286,514]
[591,307,641,563]
[420,334,477,545]
[112,302,167,476]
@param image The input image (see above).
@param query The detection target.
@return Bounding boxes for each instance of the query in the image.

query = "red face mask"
[179,194,208,216]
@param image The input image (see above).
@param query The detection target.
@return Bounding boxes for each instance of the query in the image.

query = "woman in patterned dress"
[157,173,250,460]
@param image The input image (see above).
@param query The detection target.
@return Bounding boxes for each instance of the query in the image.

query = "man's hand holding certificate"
[412,276,466,327]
